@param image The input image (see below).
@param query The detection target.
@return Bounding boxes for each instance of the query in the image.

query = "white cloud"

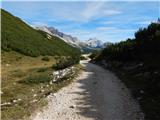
[31,22,48,26]
[81,2,105,22]
[135,21,152,25]
[102,10,122,16]
[81,2,122,22]
[96,26,136,32]
[97,26,117,30]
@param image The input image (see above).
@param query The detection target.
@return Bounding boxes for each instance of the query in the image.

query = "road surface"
[32,60,144,120]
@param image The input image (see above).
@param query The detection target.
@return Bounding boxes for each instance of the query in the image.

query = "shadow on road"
[68,60,143,120]
[70,62,104,120]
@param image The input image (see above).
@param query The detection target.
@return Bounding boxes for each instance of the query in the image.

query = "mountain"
[1,9,80,57]
[35,26,81,47]
[35,26,106,52]
[86,38,104,48]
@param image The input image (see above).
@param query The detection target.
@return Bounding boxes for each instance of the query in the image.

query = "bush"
[80,56,87,60]
[52,57,79,70]
[95,22,160,120]
[42,56,49,61]
[19,73,51,84]
[89,50,100,60]
[37,68,48,72]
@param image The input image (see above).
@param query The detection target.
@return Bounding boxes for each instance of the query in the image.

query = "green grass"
[1,8,82,120]
[1,9,80,57]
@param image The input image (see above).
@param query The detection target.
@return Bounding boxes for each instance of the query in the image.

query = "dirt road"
[32,60,144,120]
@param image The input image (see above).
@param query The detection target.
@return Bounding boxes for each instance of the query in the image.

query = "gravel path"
[32,60,144,120]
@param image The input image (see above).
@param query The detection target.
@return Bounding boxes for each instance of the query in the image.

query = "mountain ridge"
[34,26,108,52]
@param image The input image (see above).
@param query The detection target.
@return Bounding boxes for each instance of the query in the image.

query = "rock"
[69,105,75,108]
[7,102,11,105]
[50,81,53,85]
[33,94,37,97]
[13,82,16,85]
[137,97,142,101]
[13,100,17,103]
[6,64,10,67]
[154,71,159,74]
[143,72,150,78]
[139,63,143,67]
[121,87,125,90]
[32,99,38,103]
[140,90,144,94]
[93,81,97,84]
[41,89,45,92]
[135,73,143,77]
[0,91,3,94]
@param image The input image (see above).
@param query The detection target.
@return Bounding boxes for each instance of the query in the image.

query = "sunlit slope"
[1,9,80,57]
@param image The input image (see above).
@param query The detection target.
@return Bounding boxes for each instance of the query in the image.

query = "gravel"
[32,60,144,120]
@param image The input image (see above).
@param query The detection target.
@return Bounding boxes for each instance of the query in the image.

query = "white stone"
[33,94,37,97]
[13,100,17,103]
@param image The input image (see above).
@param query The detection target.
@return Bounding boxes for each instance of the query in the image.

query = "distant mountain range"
[35,26,110,52]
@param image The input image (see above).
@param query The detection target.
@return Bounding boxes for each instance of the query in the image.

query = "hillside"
[1,9,81,120]
[94,22,160,120]
[35,26,106,53]
[1,9,80,57]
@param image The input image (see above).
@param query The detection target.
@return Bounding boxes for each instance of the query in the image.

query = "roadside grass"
[1,51,57,75]
[1,51,82,120]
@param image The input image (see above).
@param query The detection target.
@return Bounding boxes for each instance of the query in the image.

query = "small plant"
[52,57,79,70]
[80,56,87,60]
[42,56,50,61]
[37,68,48,72]
[19,73,51,84]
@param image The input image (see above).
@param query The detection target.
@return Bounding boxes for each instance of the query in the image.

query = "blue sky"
[2,1,160,42]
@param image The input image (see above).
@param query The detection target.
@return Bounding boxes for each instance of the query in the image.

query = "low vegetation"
[1,9,81,120]
[89,50,101,60]
[52,56,80,70]
[80,55,87,60]
[1,51,82,120]
[1,9,80,57]
[94,22,160,120]
[41,56,50,61]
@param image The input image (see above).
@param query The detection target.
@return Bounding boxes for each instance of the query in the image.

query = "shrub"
[89,50,100,60]
[42,56,50,61]
[52,57,79,70]
[19,73,51,84]
[37,68,48,72]
[80,56,87,60]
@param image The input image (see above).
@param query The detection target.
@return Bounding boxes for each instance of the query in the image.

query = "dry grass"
[1,51,57,75]
[1,51,81,120]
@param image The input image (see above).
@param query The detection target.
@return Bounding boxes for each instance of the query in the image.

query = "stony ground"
[32,60,144,120]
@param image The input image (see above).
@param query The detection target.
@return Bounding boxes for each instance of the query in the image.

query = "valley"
[1,2,160,120]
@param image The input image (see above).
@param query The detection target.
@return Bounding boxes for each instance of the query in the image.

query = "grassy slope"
[1,51,82,120]
[1,9,80,57]
[1,9,81,120]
